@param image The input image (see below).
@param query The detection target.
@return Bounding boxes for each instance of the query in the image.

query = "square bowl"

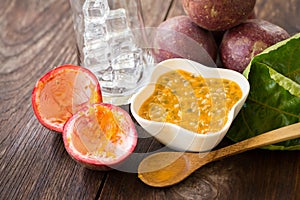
[130,58,250,152]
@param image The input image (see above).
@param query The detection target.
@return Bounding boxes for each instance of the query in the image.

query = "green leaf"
[227,33,300,150]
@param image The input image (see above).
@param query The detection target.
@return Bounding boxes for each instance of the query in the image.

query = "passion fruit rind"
[62,103,138,170]
[69,153,113,171]
[32,64,102,133]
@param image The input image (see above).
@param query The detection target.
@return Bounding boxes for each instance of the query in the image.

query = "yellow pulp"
[138,70,242,134]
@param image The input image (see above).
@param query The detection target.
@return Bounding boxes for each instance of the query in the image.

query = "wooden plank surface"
[0,0,299,199]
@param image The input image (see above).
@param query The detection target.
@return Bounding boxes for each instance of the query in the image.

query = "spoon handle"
[206,122,300,162]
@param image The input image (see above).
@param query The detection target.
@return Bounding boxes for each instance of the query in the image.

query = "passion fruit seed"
[63,103,138,170]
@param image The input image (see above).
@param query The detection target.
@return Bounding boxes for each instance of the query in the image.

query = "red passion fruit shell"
[62,103,138,170]
[32,65,102,132]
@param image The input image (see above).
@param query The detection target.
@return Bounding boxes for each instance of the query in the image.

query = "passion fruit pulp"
[62,103,137,170]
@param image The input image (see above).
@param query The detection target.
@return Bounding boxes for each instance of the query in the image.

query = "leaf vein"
[247,97,300,119]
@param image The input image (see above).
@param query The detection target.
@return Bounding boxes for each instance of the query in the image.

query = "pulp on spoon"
[138,152,205,187]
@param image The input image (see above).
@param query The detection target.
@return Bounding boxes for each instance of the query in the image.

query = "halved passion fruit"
[32,65,102,132]
[62,103,137,170]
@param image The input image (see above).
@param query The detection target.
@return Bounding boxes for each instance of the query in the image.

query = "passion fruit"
[32,65,102,132]
[220,19,290,72]
[153,15,218,64]
[182,0,256,31]
[62,103,137,170]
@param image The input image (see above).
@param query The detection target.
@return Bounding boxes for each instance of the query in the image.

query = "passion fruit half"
[62,103,138,170]
[32,65,102,132]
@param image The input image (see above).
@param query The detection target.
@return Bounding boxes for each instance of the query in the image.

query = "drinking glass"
[69,0,154,105]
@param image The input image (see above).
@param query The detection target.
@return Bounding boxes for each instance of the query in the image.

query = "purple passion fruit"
[182,0,256,31]
[153,15,218,64]
[220,19,290,73]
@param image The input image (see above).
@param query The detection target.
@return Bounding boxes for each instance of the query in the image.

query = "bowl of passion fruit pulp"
[131,58,250,152]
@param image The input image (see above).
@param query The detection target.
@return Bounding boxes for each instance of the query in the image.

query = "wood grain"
[0,0,299,199]
[141,0,173,27]
[0,0,103,199]
[255,0,300,35]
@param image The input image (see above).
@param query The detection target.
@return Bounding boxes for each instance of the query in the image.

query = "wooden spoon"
[138,122,300,187]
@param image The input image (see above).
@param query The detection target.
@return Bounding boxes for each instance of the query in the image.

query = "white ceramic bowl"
[130,58,250,152]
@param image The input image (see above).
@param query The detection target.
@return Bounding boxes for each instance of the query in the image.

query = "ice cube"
[83,0,110,23]
[97,67,114,89]
[101,68,113,81]
[109,31,136,57]
[106,8,130,34]
[112,48,143,71]
[112,67,143,90]
[84,56,110,72]
[83,40,109,55]
[83,41,110,67]
[84,20,108,43]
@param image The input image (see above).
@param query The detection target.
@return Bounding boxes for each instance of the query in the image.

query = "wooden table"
[1,0,299,199]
